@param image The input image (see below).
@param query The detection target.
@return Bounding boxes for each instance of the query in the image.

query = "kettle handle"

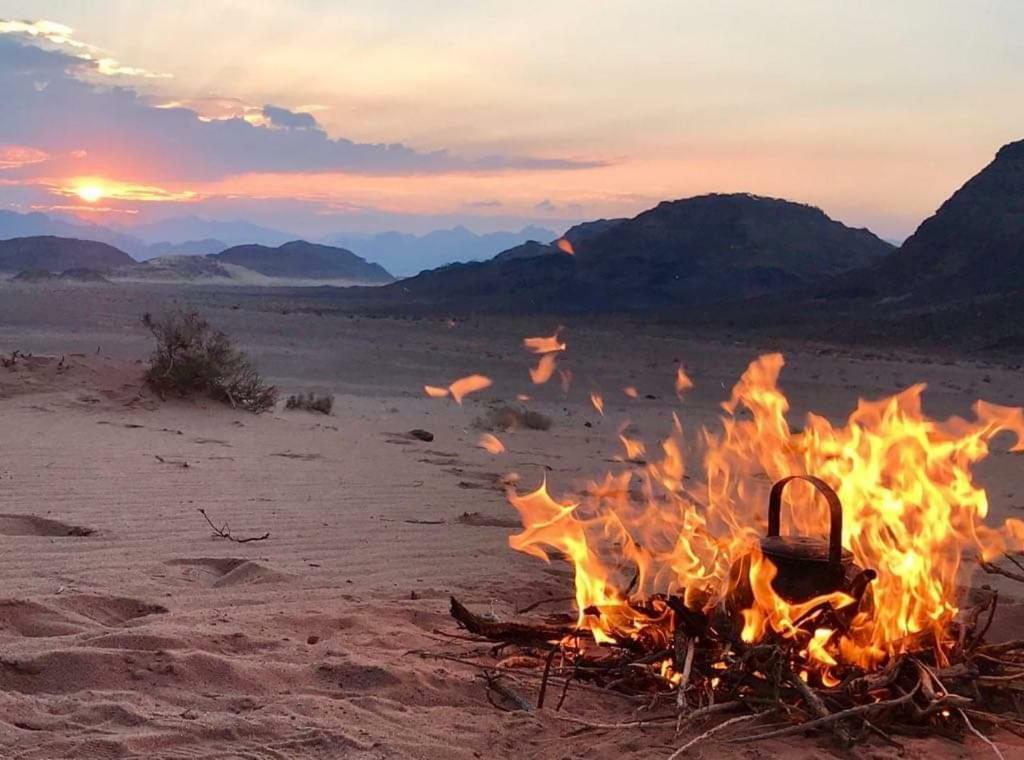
[768,475,844,568]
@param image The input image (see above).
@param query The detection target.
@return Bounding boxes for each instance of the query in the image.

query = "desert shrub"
[285,392,334,415]
[142,309,277,413]
[474,404,552,432]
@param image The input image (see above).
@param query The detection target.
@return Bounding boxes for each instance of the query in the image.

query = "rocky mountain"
[863,139,1024,297]
[372,194,893,311]
[327,225,556,276]
[0,236,135,273]
[211,240,393,282]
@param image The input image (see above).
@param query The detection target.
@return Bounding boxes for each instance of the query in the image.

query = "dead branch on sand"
[197,508,269,543]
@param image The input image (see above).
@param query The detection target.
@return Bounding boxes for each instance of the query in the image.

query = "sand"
[0,281,1022,759]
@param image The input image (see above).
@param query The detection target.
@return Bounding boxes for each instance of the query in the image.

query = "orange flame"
[675,367,694,396]
[530,353,558,385]
[590,392,605,416]
[555,238,575,255]
[505,353,1024,675]
[478,433,506,454]
[424,374,492,404]
[523,331,566,354]
[623,386,639,399]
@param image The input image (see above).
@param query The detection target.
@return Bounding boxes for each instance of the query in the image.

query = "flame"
[590,392,605,415]
[424,374,492,404]
[530,353,558,385]
[523,332,566,354]
[478,433,506,454]
[676,367,694,396]
[624,386,639,399]
[505,353,1024,676]
[555,238,575,255]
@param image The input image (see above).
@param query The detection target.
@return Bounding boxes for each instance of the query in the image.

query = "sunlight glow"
[76,184,105,203]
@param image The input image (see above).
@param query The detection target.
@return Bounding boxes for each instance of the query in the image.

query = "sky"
[0,0,1022,240]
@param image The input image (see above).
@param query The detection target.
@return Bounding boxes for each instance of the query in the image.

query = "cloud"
[0,144,50,169]
[0,18,170,78]
[262,105,320,131]
[534,198,557,212]
[464,199,504,208]
[0,32,603,184]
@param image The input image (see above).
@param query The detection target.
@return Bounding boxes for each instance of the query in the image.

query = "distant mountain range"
[325,225,557,276]
[0,237,394,285]
[0,211,558,271]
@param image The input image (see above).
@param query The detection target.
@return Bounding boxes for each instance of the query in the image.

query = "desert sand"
[1,281,1022,759]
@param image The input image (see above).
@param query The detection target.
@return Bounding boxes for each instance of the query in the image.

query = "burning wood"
[435,352,1024,752]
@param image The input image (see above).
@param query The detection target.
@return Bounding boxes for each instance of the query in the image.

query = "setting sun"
[76,184,105,203]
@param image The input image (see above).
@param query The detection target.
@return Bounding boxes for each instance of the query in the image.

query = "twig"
[787,668,853,746]
[971,590,999,651]
[959,708,1005,760]
[729,688,917,743]
[667,714,760,759]
[537,646,559,708]
[979,559,1024,584]
[483,672,534,712]
[450,596,579,647]
[197,508,269,543]
[553,700,743,731]
[675,637,695,725]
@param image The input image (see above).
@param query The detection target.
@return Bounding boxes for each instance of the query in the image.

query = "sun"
[76,184,105,203]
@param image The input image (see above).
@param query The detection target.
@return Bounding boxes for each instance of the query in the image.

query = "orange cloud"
[0,145,50,170]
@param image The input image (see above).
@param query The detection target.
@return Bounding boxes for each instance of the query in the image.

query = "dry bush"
[142,309,277,413]
[285,392,334,415]
[474,404,552,432]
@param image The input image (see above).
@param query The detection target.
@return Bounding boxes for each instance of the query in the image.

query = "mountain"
[326,225,557,276]
[0,236,135,273]
[562,218,627,247]
[370,194,893,311]
[0,211,146,256]
[492,218,628,262]
[211,240,394,282]
[117,216,295,249]
[493,240,559,261]
[864,139,1024,297]
[143,239,228,259]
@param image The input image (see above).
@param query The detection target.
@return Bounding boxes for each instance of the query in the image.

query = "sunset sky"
[1,1,1022,239]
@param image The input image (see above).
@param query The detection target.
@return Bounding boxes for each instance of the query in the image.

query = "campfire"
[433,350,1024,751]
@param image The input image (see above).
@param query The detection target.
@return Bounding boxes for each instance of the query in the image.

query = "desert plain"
[0,280,1022,760]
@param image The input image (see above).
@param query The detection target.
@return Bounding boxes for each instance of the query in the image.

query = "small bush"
[142,309,277,413]
[474,404,552,432]
[285,392,334,415]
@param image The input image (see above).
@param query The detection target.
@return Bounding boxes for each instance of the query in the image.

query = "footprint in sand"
[0,514,94,537]
[0,594,166,638]
[164,557,288,588]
